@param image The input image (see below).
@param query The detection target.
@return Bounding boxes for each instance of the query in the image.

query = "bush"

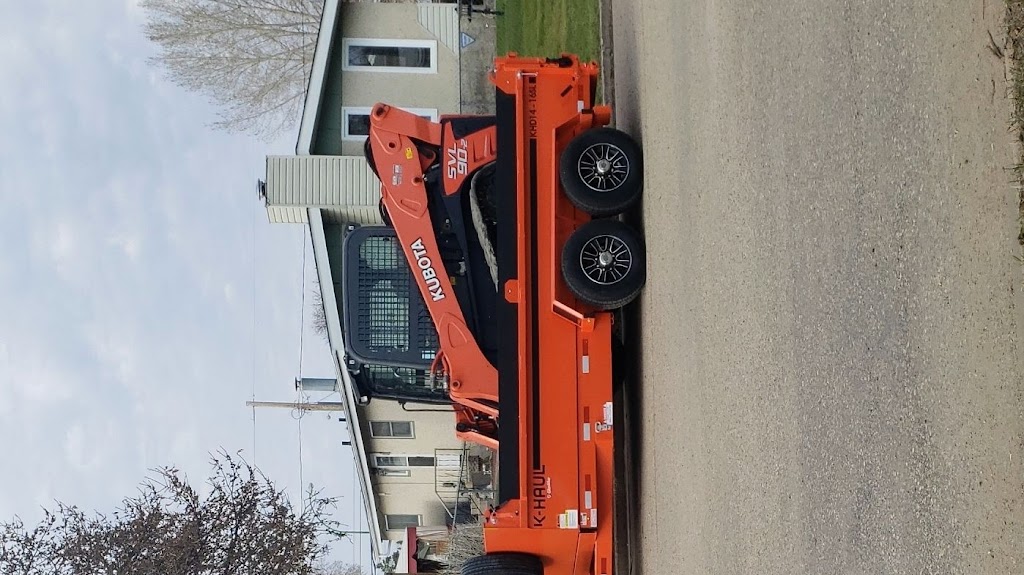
[439,519,485,575]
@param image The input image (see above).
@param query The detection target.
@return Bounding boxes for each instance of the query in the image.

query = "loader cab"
[360,112,502,372]
[335,224,450,405]
[344,361,450,405]
[339,212,500,393]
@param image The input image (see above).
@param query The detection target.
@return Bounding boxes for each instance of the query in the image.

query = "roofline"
[307,208,385,558]
[298,0,384,558]
[296,0,341,155]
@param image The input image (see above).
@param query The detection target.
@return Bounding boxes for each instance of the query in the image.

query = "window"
[366,279,408,350]
[373,455,436,468]
[370,421,414,438]
[342,38,437,74]
[361,364,446,402]
[342,107,439,140]
[385,514,421,530]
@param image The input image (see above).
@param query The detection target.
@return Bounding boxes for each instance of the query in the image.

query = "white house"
[260,1,495,572]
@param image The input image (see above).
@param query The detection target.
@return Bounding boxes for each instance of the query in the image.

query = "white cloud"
[122,0,145,24]
[224,282,238,304]
[48,217,80,278]
[0,343,11,416]
[0,4,358,562]
[112,234,143,261]
[64,418,119,472]
[84,321,139,389]
[0,30,31,119]
[0,337,78,405]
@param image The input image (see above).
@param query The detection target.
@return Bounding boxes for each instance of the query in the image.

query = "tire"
[561,219,646,310]
[460,552,544,575]
[378,198,393,227]
[473,162,499,233]
[363,137,380,178]
[559,127,643,217]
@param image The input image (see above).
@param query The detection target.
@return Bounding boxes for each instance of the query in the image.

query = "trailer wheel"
[562,219,646,310]
[460,552,543,575]
[560,127,643,217]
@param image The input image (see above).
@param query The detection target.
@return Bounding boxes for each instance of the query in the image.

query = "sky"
[0,0,370,569]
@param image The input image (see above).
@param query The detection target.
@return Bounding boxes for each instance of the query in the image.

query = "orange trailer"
[362,53,645,575]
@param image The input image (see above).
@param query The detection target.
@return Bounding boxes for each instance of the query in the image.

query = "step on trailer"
[359,53,645,575]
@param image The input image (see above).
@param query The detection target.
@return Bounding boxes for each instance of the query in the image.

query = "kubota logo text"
[410,238,445,302]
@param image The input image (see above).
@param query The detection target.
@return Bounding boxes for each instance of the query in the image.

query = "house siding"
[264,156,382,225]
[361,400,463,454]
[417,3,461,54]
[335,3,460,156]
[359,396,465,533]
[286,3,480,561]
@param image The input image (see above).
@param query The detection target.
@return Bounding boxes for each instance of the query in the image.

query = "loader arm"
[365,104,501,437]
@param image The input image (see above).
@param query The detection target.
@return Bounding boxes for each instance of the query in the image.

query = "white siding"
[417,3,460,55]
[264,155,383,225]
[266,205,307,224]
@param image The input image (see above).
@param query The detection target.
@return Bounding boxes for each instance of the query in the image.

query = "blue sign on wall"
[460,32,476,50]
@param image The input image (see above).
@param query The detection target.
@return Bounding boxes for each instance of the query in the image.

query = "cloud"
[83,320,140,390]
[224,282,238,305]
[64,418,120,472]
[0,343,11,416]
[0,334,79,406]
[46,217,82,282]
[122,0,146,24]
[110,234,144,261]
[0,2,356,553]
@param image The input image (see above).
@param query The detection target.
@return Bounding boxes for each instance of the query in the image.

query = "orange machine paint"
[366,54,623,574]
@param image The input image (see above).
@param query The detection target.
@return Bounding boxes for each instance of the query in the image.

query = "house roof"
[296,0,341,156]
[296,0,388,560]
[308,208,384,559]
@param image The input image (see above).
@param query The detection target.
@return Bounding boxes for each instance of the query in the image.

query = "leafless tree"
[0,450,356,575]
[439,520,483,575]
[311,275,330,342]
[140,0,325,139]
[316,560,366,575]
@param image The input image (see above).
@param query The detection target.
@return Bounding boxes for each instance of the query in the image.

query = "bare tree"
[0,450,354,575]
[316,560,366,575]
[311,274,330,342]
[439,520,483,575]
[141,0,325,139]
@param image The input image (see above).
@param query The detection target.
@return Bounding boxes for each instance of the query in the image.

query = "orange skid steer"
[361,54,645,575]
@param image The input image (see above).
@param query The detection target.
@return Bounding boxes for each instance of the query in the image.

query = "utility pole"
[246,377,347,413]
[246,400,347,412]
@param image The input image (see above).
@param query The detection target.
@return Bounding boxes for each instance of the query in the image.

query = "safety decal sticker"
[558,510,579,530]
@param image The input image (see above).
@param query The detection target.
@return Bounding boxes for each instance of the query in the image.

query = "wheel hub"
[580,235,633,285]
[578,143,630,192]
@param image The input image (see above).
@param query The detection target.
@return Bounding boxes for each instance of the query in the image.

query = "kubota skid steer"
[362,53,646,575]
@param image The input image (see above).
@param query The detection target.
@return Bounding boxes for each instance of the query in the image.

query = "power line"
[298,225,307,379]
[296,225,309,510]
[250,139,259,467]
[298,402,305,509]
